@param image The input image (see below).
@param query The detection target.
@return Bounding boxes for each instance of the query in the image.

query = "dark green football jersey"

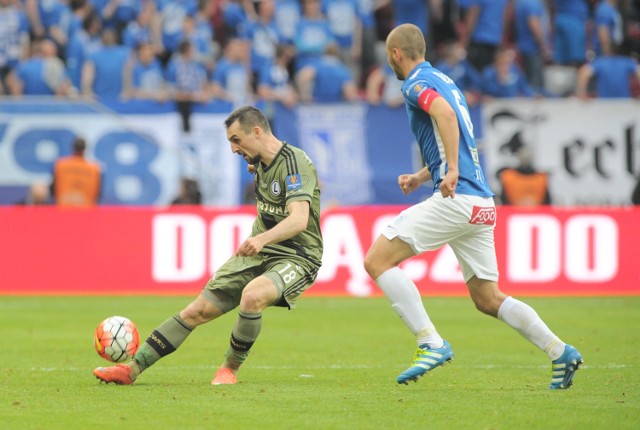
[252,142,323,266]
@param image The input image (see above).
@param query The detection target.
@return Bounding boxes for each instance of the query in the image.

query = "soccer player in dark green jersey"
[94,106,323,385]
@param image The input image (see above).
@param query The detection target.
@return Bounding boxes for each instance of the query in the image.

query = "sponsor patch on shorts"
[469,206,496,225]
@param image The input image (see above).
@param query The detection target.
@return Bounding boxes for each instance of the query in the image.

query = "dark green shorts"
[202,253,319,312]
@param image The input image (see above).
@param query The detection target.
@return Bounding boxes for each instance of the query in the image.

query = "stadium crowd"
[1,0,640,105]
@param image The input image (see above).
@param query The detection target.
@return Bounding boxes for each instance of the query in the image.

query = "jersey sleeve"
[284,151,317,204]
[404,79,442,113]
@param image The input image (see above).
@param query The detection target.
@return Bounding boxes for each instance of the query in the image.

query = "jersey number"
[452,90,474,138]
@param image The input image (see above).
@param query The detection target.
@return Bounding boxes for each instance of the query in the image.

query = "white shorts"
[382,193,499,283]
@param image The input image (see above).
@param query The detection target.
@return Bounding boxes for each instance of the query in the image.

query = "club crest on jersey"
[469,206,496,225]
[413,84,422,93]
[270,180,281,196]
[286,174,302,191]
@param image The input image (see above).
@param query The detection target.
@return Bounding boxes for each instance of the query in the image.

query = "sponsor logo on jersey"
[469,206,496,225]
[286,174,302,191]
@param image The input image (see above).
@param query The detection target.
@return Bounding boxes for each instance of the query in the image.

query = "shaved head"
[386,24,426,62]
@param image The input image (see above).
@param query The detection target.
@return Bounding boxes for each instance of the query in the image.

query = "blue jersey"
[401,62,494,197]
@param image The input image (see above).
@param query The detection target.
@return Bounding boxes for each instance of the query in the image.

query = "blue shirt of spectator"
[56,5,82,40]
[212,57,250,102]
[66,28,102,89]
[482,51,534,98]
[15,58,55,94]
[514,0,549,55]
[392,0,428,34]
[222,1,250,38]
[274,0,301,44]
[323,0,359,50]
[243,19,281,74]
[166,53,208,93]
[310,55,353,102]
[87,44,130,96]
[552,0,588,19]
[552,0,588,64]
[465,0,508,46]
[157,0,198,54]
[0,5,29,70]
[259,59,290,92]
[357,0,376,29]
[35,0,65,31]
[593,1,623,56]
[294,16,335,71]
[92,0,142,30]
[436,59,483,92]
[122,20,153,50]
[590,56,639,98]
[132,58,165,93]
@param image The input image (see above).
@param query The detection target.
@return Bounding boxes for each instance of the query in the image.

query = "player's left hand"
[440,169,458,198]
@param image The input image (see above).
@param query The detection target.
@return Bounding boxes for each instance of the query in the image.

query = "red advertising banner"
[0,206,638,296]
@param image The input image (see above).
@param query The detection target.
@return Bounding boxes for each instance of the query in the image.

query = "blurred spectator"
[171,177,202,204]
[66,8,102,90]
[550,0,589,66]
[212,37,252,107]
[93,0,142,34]
[16,182,51,205]
[156,0,198,62]
[219,0,255,44]
[356,0,379,88]
[193,0,218,70]
[81,28,131,99]
[6,38,73,96]
[621,0,640,55]
[323,0,362,80]
[182,13,216,71]
[122,41,169,101]
[435,41,483,105]
[297,43,358,103]
[365,62,404,106]
[593,0,624,57]
[294,0,335,71]
[0,0,30,94]
[52,137,102,207]
[459,0,509,72]
[513,0,552,94]
[575,44,640,98]
[274,0,302,44]
[25,0,68,53]
[497,145,551,206]
[243,0,282,87]
[121,0,163,55]
[481,47,536,98]
[257,44,298,108]
[166,39,212,132]
[60,0,93,42]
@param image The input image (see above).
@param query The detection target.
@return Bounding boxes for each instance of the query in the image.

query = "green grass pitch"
[1,296,638,429]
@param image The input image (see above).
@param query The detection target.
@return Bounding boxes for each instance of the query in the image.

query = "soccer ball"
[94,316,140,363]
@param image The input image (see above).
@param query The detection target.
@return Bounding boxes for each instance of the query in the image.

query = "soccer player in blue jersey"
[363,24,583,389]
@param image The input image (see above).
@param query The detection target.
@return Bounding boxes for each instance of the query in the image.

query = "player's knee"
[363,251,384,279]
[182,300,217,326]
[239,288,269,313]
